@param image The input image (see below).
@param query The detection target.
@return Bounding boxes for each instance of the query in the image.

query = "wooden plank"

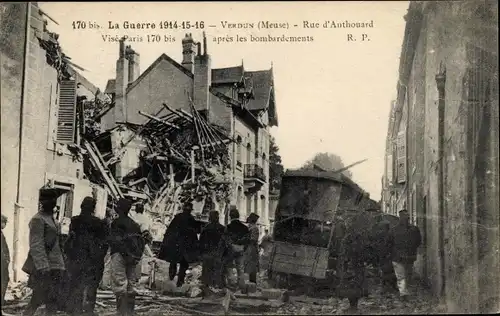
[83,140,123,200]
[192,139,231,150]
[271,261,314,277]
[138,111,180,130]
[163,103,193,122]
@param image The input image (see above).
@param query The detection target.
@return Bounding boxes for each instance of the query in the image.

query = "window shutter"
[56,79,77,143]
[386,154,393,184]
[396,132,406,183]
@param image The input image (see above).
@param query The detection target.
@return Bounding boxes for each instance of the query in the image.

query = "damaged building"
[1,2,109,281]
[98,32,279,230]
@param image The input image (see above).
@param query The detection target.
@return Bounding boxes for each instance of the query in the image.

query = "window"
[262,153,267,176]
[56,79,78,143]
[246,143,252,165]
[260,195,266,223]
[237,187,243,213]
[387,154,393,184]
[396,131,406,183]
[246,193,252,217]
[236,136,242,167]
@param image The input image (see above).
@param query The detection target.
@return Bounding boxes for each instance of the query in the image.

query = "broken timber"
[83,139,124,200]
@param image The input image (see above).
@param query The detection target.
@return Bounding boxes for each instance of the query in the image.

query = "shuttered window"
[386,154,393,184]
[56,79,77,143]
[396,131,406,183]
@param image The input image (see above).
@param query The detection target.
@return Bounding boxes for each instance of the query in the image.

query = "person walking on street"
[65,197,109,316]
[158,202,202,288]
[244,213,260,285]
[259,229,272,254]
[336,229,369,313]
[369,216,398,294]
[129,203,154,283]
[388,209,422,301]
[221,207,250,290]
[108,198,146,315]
[22,197,66,316]
[199,211,225,292]
[1,214,10,306]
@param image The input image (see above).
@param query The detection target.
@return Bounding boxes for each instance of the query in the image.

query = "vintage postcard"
[1,1,498,315]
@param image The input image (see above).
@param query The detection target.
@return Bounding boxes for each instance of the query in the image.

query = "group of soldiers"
[0,194,421,316]
[158,203,272,294]
[0,196,272,316]
[335,209,422,312]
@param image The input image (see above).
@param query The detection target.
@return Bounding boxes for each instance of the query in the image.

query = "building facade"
[1,2,107,281]
[101,33,278,229]
[381,1,499,313]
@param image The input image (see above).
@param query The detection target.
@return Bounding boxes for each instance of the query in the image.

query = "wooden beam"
[179,108,195,120]
[163,103,193,122]
[138,111,181,130]
[191,150,195,183]
[192,139,231,150]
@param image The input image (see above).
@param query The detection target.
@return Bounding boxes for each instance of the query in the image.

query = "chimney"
[193,32,211,111]
[181,33,197,73]
[114,37,129,125]
[126,46,140,82]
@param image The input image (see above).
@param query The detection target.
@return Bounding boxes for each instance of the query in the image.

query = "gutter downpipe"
[436,62,446,298]
[13,2,31,282]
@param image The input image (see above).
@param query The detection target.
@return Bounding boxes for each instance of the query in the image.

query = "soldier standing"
[108,198,146,315]
[199,211,225,292]
[1,214,10,306]
[388,209,422,301]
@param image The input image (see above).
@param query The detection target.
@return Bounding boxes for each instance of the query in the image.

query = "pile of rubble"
[37,25,234,224]
[79,98,234,226]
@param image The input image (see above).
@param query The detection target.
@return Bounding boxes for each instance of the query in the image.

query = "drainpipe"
[435,61,446,297]
[405,83,411,214]
[13,2,31,282]
[228,102,236,226]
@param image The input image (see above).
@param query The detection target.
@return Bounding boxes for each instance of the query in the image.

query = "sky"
[39,1,409,201]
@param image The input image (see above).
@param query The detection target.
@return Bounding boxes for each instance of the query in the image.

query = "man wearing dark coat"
[65,196,109,315]
[369,217,398,293]
[244,213,260,284]
[158,202,202,288]
[336,230,369,313]
[199,211,225,290]
[1,214,10,306]
[23,198,66,316]
[388,209,422,300]
[108,198,146,315]
[221,207,250,290]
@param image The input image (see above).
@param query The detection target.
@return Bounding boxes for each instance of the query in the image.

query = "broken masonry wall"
[110,128,148,183]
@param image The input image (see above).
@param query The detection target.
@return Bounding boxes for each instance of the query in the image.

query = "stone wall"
[398,1,499,312]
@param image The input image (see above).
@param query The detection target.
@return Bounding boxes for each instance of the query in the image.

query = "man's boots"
[127,293,136,315]
[116,294,128,316]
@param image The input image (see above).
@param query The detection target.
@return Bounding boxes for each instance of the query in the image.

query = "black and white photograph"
[0,1,498,315]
